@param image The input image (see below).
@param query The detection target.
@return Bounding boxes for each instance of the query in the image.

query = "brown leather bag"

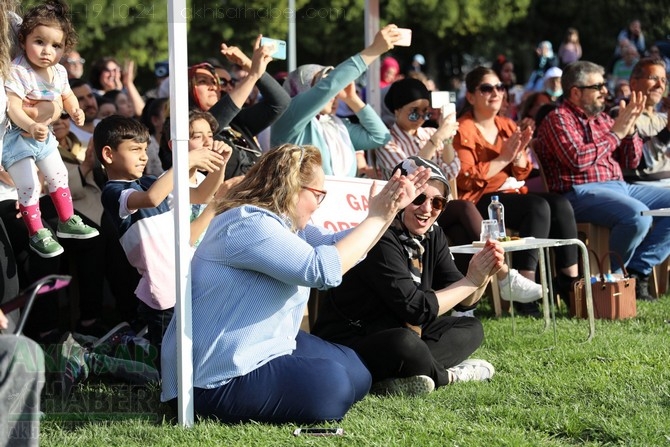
[570,251,636,320]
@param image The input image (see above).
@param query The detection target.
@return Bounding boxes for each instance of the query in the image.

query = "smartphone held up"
[260,37,287,60]
[394,28,412,47]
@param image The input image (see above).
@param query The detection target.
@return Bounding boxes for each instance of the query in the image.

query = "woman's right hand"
[366,166,430,221]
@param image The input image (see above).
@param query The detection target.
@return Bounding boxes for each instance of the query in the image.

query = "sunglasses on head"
[412,193,447,211]
[477,83,506,94]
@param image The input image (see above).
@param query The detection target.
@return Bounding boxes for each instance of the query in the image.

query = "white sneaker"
[498,269,543,303]
[370,375,435,396]
[446,359,495,383]
[451,309,475,318]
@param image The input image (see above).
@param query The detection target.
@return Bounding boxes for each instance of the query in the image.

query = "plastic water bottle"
[487,195,506,238]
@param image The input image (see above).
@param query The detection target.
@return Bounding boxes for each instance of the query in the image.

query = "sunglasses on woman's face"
[412,193,447,211]
[407,107,432,122]
[219,78,237,87]
[477,83,506,95]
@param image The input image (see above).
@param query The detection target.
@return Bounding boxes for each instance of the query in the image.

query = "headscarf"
[282,64,333,98]
[392,156,451,197]
[384,78,430,112]
[188,62,219,110]
[380,56,400,88]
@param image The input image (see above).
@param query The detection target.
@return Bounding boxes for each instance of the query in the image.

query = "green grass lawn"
[39,297,670,447]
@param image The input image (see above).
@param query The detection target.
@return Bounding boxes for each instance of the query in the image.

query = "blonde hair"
[0,1,20,79]
[216,144,323,231]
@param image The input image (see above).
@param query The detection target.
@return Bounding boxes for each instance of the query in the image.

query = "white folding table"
[450,238,595,342]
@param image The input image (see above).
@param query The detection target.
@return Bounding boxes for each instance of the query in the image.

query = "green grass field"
[39,298,670,447]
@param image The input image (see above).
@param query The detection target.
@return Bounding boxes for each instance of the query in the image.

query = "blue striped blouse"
[161,205,347,401]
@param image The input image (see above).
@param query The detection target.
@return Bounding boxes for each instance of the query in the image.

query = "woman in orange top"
[454,66,579,314]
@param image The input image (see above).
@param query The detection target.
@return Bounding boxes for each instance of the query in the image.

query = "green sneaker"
[29,228,64,258]
[57,215,99,239]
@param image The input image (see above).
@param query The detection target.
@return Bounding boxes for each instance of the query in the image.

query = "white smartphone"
[395,28,412,47]
[431,91,456,109]
[260,37,287,60]
[431,91,457,122]
[293,427,344,436]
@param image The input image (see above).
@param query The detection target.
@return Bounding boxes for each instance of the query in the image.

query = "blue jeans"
[192,330,371,424]
[564,180,670,275]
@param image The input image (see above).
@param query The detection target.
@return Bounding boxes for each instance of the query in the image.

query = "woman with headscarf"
[380,56,400,88]
[185,35,290,179]
[270,25,406,177]
[312,156,502,397]
[377,78,541,301]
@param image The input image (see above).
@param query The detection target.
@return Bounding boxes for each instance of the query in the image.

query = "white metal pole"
[288,0,297,72]
[364,0,380,115]
[168,0,194,428]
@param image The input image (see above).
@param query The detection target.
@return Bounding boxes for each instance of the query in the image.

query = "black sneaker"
[513,301,542,318]
[628,270,656,302]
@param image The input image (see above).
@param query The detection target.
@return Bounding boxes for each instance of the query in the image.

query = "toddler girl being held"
[2,0,98,258]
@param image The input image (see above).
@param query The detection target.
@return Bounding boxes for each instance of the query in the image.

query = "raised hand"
[122,60,135,87]
[366,166,430,221]
[220,44,252,71]
[248,35,274,78]
[188,146,226,173]
[211,140,233,164]
[435,113,459,142]
[612,90,646,138]
[360,24,401,64]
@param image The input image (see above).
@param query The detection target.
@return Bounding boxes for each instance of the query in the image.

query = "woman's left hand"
[466,240,505,287]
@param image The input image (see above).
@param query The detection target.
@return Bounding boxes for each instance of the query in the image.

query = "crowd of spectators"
[2,1,670,436]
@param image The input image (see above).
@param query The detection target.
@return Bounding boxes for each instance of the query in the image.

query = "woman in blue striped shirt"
[160,144,450,424]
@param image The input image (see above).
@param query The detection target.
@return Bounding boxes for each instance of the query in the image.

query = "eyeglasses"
[407,108,432,122]
[635,75,667,84]
[477,83,506,94]
[576,83,607,91]
[66,57,85,64]
[219,78,237,87]
[303,186,327,205]
[102,66,121,73]
[412,193,447,211]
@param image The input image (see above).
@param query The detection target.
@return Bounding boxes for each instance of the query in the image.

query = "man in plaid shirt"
[536,60,670,301]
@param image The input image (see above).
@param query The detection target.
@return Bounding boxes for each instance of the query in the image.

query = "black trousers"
[437,199,482,275]
[348,316,484,388]
[476,192,579,272]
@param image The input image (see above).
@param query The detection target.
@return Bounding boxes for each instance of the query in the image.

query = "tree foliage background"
[19,0,670,91]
